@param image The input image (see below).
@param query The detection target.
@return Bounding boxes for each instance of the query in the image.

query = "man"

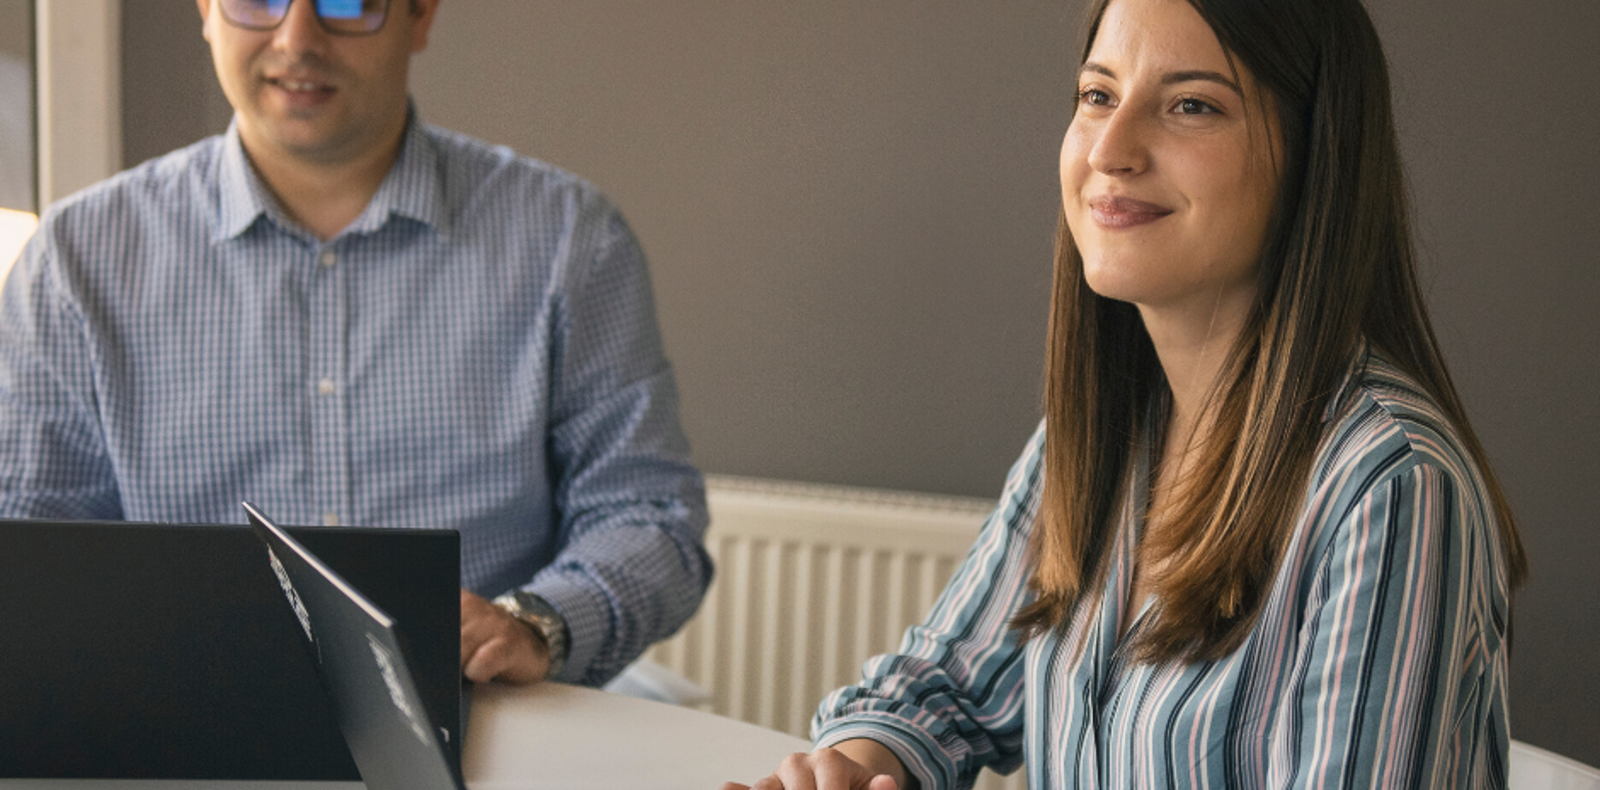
[0,0,711,688]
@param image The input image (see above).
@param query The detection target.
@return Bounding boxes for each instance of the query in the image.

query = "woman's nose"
[1085,109,1150,176]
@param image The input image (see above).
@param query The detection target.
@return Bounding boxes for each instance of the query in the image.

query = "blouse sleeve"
[812,423,1045,790]
[1269,459,1511,788]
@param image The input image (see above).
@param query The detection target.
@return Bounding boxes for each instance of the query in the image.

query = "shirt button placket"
[310,246,350,528]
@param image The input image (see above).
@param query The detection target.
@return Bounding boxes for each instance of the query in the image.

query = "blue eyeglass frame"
[217,0,393,36]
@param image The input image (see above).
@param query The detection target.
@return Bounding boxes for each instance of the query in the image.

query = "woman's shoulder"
[988,418,1049,526]
[1313,349,1488,512]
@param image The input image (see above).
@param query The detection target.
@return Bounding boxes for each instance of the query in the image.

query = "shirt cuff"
[815,714,951,790]
[524,575,610,685]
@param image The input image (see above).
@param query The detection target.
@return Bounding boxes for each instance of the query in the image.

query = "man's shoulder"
[420,123,580,184]
[42,135,225,227]
[419,124,619,219]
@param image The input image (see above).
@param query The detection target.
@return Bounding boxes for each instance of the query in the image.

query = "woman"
[726,0,1527,787]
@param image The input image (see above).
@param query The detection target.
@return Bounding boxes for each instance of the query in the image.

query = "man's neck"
[241,122,407,242]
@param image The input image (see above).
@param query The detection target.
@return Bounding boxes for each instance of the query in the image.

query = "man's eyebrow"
[1079,62,1244,99]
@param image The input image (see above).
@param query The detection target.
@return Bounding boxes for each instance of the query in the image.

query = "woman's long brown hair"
[1012,0,1528,662]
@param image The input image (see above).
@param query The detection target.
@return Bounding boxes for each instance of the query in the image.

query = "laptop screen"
[246,502,466,790]
[0,517,460,779]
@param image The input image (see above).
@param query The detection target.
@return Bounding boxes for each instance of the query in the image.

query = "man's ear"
[409,0,442,54]
[196,0,215,43]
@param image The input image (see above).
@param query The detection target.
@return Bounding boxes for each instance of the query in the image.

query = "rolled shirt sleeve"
[0,219,124,520]
[812,424,1043,790]
[524,205,711,686]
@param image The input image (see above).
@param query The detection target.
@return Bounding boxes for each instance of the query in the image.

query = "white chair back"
[1511,740,1600,790]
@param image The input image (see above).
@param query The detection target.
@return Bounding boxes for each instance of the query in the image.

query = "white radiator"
[648,475,1025,790]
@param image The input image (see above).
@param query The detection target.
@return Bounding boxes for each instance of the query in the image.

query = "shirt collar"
[214,118,273,242]
[346,106,450,237]
[211,105,450,244]
[1321,338,1373,423]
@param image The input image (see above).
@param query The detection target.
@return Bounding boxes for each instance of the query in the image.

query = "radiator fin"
[651,475,1025,790]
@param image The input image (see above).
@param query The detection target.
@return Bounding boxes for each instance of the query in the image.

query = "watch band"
[491,591,569,679]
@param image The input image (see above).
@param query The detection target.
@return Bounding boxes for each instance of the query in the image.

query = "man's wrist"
[491,591,569,679]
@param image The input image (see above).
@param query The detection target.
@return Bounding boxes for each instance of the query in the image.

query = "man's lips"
[264,75,335,94]
[1089,195,1173,229]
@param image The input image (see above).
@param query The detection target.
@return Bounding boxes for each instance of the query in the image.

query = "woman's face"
[1061,0,1281,325]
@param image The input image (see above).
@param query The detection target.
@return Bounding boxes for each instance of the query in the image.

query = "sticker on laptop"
[268,546,316,651]
[367,632,432,745]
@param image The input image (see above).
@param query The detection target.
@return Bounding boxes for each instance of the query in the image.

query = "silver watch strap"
[491,591,569,679]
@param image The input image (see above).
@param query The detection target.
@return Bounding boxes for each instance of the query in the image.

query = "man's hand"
[719,742,915,790]
[459,589,550,685]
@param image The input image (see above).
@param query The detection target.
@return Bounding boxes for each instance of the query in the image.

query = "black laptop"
[0,515,462,780]
[245,501,468,790]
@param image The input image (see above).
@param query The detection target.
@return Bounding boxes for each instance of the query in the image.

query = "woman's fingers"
[727,748,893,790]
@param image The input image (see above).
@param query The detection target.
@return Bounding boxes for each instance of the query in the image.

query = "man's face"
[197,0,439,166]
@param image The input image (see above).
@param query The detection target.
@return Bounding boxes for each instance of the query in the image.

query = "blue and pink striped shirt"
[815,349,1512,789]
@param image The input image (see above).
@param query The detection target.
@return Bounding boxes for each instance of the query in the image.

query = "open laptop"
[0,516,461,779]
[245,501,468,790]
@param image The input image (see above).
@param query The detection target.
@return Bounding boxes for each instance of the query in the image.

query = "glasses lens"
[315,0,387,33]
[219,0,291,30]
[217,0,387,34]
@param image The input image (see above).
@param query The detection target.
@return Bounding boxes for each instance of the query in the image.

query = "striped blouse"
[814,350,1512,789]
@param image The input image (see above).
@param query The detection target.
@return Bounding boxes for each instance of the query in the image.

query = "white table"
[464,682,807,789]
[2,683,809,790]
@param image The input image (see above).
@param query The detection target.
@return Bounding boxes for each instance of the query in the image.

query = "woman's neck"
[1136,287,1255,559]
[1142,299,1250,446]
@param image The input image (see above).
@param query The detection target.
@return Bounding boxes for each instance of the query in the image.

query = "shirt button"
[322,512,340,527]
[320,251,337,268]
[317,378,336,396]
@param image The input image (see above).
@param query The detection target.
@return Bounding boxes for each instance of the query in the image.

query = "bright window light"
[0,207,38,283]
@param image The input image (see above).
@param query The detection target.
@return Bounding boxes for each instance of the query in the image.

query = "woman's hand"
[720,740,917,790]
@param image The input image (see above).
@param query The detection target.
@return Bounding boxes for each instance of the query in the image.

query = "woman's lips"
[1089,195,1173,229]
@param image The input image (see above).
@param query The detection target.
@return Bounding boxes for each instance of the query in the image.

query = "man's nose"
[272,0,332,57]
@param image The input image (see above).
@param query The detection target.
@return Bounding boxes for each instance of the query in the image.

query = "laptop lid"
[0,517,461,780]
[245,502,467,790]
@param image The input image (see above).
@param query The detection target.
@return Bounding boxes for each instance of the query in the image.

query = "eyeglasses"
[218,0,392,36]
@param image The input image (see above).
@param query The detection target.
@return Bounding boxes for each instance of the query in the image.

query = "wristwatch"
[491,591,569,679]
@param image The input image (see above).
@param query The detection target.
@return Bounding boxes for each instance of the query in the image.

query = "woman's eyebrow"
[1081,62,1116,80]
[1079,62,1244,100]
[1162,70,1243,98]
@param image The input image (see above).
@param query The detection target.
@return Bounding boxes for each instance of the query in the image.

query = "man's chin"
[242,121,354,163]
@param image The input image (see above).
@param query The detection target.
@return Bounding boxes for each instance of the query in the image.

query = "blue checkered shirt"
[0,114,711,686]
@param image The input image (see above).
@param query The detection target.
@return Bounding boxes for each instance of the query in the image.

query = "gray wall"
[120,0,230,168]
[409,3,1067,497]
[1363,0,1600,769]
[123,0,1600,767]
[0,0,33,211]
